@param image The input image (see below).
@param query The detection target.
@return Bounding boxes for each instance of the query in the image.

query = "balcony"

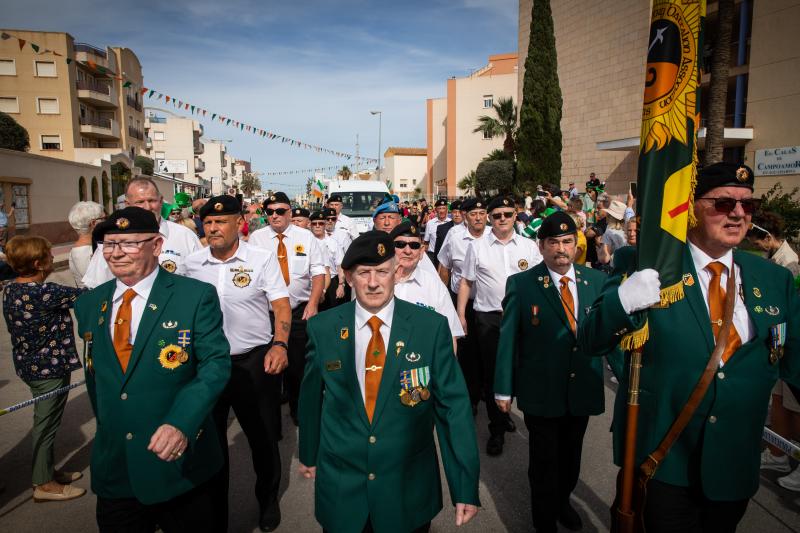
[74,43,116,75]
[126,95,142,112]
[76,79,117,108]
[194,141,204,155]
[145,138,152,148]
[128,126,144,140]
[195,158,206,172]
[79,116,120,140]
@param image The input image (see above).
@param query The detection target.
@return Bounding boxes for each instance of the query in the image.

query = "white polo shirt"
[438,224,491,294]
[317,235,343,272]
[248,223,326,309]
[423,216,451,250]
[462,231,543,312]
[83,218,202,289]
[394,266,465,339]
[184,240,289,355]
[336,213,360,241]
[329,226,352,254]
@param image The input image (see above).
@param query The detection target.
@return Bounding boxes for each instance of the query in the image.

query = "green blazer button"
[368,473,376,480]
[126,432,133,440]
[120,393,128,400]
[717,372,725,380]
[709,416,717,424]
[369,436,376,444]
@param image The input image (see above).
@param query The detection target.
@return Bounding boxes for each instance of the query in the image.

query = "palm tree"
[339,165,352,180]
[704,0,734,165]
[473,96,518,157]
[458,170,478,195]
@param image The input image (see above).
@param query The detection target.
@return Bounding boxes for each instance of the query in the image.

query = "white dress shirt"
[83,219,202,288]
[109,266,159,343]
[336,213,360,241]
[688,241,755,360]
[462,231,544,312]
[438,224,491,294]
[329,227,352,254]
[354,298,395,401]
[423,216,451,250]
[395,266,465,338]
[318,235,344,271]
[249,223,326,309]
[548,265,578,321]
[184,240,290,355]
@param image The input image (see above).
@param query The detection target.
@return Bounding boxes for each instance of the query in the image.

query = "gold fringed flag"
[624,0,705,350]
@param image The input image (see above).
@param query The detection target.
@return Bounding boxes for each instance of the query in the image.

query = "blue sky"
[4,0,518,192]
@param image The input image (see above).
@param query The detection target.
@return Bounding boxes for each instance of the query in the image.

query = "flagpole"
[615,347,643,533]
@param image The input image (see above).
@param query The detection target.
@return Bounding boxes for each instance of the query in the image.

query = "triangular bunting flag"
[18,39,26,50]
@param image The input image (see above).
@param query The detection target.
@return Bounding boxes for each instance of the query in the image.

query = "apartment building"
[0,30,145,164]
[517,0,800,195]
[199,141,230,195]
[144,109,210,196]
[426,53,518,198]
[383,147,427,201]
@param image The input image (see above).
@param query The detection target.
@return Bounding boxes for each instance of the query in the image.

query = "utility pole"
[370,111,382,182]
[355,133,360,173]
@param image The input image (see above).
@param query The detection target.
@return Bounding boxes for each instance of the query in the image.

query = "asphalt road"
[0,269,798,532]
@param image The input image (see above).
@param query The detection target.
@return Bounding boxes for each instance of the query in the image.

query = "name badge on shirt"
[326,360,342,371]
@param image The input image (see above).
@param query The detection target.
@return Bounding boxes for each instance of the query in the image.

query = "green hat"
[174,192,192,208]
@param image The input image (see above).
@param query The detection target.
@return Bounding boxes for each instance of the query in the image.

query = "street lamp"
[370,111,382,182]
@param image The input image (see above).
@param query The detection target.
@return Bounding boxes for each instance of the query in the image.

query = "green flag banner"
[625,0,705,350]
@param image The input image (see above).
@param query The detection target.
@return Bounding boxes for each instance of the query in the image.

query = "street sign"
[157,159,188,174]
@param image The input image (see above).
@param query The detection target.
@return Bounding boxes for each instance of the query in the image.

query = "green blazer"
[298,298,480,533]
[579,245,800,500]
[75,268,231,504]
[495,261,620,417]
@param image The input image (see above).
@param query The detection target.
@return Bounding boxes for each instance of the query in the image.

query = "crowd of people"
[3,164,800,533]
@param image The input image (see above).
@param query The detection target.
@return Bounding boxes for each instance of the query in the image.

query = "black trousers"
[211,344,281,532]
[643,479,749,533]
[322,276,349,311]
[452,292,481,407]
[474,310,512,436]
[96,479,216,533]
[524,413,589,533]
[287,302,309,417]
[325,519,430,533]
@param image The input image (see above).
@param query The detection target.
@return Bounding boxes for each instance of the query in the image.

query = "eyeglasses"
[100,237,157,253]
[310,221,326,226]
[394,241,422,250]
[697,197,761,215]
[490,211,515,220]
[265,208,289,216]
[325,217,337,221]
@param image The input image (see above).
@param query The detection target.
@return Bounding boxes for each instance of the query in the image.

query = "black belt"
[475,310,502,316]
[231,343,270,361]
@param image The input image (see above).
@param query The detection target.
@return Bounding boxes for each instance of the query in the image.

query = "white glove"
[618,269,661,314]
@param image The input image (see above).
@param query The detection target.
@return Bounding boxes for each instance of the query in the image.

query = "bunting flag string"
[264,165,345,176]
[0,30,378,164]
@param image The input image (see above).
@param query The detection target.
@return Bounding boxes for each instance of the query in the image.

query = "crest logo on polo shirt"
[518,259,529,270]
[233,272,251,288]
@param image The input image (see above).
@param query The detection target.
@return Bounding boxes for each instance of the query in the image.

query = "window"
[153,131,165,141]
[36,97,59,114]
[41,134,61,150]
[155,151,165,160]
[78,177,87,201]
[34,60,57,77]
[483,95,493,108]
[412,179,417,185]
[0,96,19,113]
[399,183,407,188]
[0,59,16,76]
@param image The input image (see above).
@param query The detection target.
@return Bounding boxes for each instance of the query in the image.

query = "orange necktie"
[560,276,577,334]
[113,288,137,373]
[276,233,290,285]
[707,261,742,364]
[364,316,385,423]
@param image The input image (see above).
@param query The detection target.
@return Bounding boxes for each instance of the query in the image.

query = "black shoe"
[558,502,582,531]
[259,500,281,532]
[486,434,504,456]
[504,415,516,433]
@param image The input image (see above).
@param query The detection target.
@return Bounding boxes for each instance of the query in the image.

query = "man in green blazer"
[495,211,619,533]
[75,207,231,532]
[298,230,480,533]
[579,163,800,532]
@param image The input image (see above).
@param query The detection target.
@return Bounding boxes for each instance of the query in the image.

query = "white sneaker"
[778,466,800,492]
[760,448,791,472]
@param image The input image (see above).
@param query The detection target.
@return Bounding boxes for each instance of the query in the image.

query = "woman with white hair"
[67,201,105,287]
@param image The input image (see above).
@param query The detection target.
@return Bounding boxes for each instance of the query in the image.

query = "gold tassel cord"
[659,279,685,307]
[620,320,649,351]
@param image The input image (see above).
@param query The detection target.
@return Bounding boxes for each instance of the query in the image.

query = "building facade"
[517,0,800,195]
[426,53,518,198]
[198,141,229,195]
[144,109,210,196]
[383,147,427,201]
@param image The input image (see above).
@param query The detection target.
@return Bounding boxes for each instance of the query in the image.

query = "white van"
[326,179,391,234]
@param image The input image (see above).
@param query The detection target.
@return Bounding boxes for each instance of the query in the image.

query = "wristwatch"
[272,340,289,351]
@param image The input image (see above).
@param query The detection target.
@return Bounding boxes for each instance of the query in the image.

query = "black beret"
[460,198,487,212]
[341,230,395,270]
[434,199,448,208]
[450,200,462,211]
[487,196,514,212]
[322,207,337,218]
[291,207,310,218]
[263,192,291,207]
[310,210,325,221]
[389,221,420,240]
[199,195,242,219]
[694,162,754,198]
[328,194,343,203]
[537,211,577,240]
[93,206,159,242]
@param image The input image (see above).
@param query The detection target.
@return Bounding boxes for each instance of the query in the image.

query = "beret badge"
[377,243,386,257]
[116,218,130,229]
[736,167,749,182]
[214,202,223,212]
[560,223,568,231]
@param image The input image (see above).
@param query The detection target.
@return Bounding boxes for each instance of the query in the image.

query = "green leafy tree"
[516,0,562,189]
[704,0,735,165]
[240,172,261,197]
[473,96,518,157]
[475,160,515,196]
[483,149,513,162]
[135,155,154,175]
[0,111,30,152]
[339,165,352,180]
[458,170,478,196]
[760,183,800,242]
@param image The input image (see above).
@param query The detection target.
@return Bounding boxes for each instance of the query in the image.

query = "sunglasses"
[265,208,289,216]
[310,221,326,226]
[697,197,760,215]
[325,217,337,221]
[491,211,515,220]
[394,241,422,250]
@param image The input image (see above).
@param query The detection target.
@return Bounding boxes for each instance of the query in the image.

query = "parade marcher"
[327,194,359,241]
[494,211,619,532]
[437,198,490,413]
[457,196,544,456]
[324,206,352,255]
[291,207,311,230]
[4,236,87,502]
[67,201,106,287]
[250,192,325,424]
[390,221,464,347]
[432,199,462,262]
[372,201,439,278]
[423,199,450,266]
[184,195,292,532]
[311,209,347,309]
[297,230,480,533]
[74,207,231,532]
[82,178,201,288]
[579,163,800,532]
